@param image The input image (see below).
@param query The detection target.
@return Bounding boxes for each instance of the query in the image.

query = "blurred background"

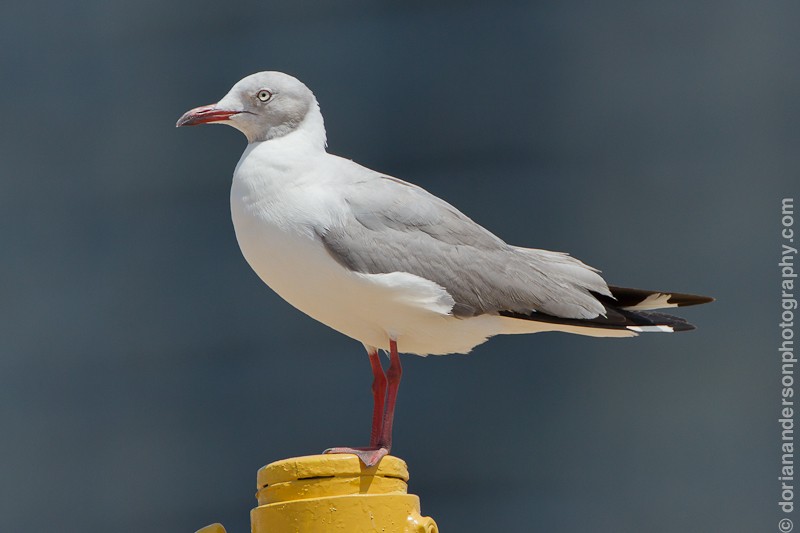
[2,1,798,531]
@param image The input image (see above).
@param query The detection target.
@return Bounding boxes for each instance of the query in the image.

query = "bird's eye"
[256,89,273,102]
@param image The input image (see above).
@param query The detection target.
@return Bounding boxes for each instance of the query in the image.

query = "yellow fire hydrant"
[196,454,438,533]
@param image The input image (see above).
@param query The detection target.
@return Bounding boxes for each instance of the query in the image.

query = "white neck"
[296,100,327,151]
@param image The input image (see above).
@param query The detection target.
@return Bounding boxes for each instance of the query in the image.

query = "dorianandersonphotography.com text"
[779,197,796,532]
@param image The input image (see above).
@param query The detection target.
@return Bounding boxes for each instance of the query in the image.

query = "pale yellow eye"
[256,89,272,102]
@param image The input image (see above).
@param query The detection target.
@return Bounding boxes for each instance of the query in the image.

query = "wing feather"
[318,172,610,320]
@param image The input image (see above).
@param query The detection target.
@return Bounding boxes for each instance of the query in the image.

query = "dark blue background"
[2,2,798,531]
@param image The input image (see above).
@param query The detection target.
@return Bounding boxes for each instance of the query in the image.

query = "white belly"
[230,185,504,355]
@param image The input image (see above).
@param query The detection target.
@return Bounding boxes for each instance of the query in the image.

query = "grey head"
[176,71,321,144]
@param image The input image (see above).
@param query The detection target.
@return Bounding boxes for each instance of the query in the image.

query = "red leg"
[324,344,391,467]
[368,348,387,447]
[377,339,402,450]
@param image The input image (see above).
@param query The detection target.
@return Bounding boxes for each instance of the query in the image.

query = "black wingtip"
[676,294,715,306]
[605,286,714,309]
[635,311,697,332]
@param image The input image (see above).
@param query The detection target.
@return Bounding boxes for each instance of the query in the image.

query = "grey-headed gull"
[177,71,712,466]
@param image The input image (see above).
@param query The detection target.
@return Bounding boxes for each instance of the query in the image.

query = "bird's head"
[176,71,321,144]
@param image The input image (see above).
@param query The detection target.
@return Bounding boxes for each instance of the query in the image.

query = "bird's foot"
[323,446,389,467]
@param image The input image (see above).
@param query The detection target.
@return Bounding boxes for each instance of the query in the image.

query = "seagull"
[177,71,712,466]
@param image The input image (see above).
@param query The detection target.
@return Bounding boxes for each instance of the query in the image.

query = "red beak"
[176,104,240,127]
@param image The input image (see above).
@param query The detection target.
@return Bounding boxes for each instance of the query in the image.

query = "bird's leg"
[323,345,390,467]
[377,339,402,451]
[368,347,387,447]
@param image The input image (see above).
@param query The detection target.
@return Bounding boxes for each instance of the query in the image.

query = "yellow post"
[196,454,438,533]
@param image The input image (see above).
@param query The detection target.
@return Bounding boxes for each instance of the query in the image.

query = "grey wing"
[319,173,611,319]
